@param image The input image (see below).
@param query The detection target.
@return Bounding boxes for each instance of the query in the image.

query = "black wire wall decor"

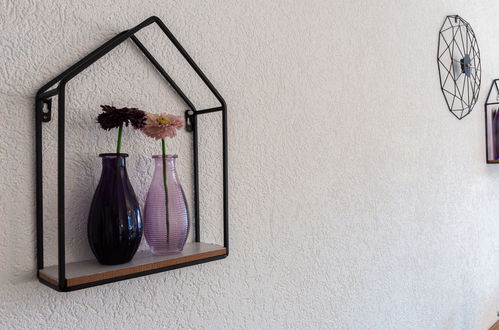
[437,15,481,120]
[35,16,229,291]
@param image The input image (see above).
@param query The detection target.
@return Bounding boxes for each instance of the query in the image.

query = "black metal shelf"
[39,243,227,291]
[35,16,228,292]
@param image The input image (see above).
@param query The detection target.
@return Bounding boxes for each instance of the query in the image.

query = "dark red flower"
[97,105,146,130]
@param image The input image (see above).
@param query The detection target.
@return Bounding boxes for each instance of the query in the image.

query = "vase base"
[150,247,184,256]
[97,257,134,266]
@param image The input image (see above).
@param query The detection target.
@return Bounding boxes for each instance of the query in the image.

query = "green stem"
[116,123,123,154]
[161,138,170,243]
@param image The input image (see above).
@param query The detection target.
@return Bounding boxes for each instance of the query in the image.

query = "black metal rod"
[37,30,128,96]
[37,88,58,100]
[37,17,159,94]
[58,33,135,87]
[151,17,226,107]
[151,17,229,250]
[57,86,66,289]
[38,277,63,292]
[195,107,223,115]
[129,34,201,242]
[35,99,44,270]
[130,35,197,112]
[129,34,203,242]
[192,114,200,242]
[222,103,229,252]
[486,104,489,162]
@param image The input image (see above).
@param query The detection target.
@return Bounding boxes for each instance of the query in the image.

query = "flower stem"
[116,123,123,154]
[161,138,169,243]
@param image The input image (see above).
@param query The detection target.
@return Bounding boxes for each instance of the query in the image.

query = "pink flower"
[141,113,184,140]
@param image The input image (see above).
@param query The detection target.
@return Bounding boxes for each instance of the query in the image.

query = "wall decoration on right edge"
[485,80,499,163]
[437,15,481,120]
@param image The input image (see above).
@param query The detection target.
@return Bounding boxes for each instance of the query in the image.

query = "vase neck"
[100,153,128,173]
[153,155,177,171]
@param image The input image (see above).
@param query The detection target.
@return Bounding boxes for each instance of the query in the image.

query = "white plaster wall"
[1,0,499,329]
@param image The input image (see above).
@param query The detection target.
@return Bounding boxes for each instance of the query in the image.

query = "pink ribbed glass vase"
[144,155,189,255]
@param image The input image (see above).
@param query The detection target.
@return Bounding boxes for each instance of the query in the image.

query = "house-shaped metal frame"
[35,16,228,291]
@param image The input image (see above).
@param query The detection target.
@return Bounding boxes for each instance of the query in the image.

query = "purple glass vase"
[87,153,142,265]
[494,109,499,159]
[144,155,189,255]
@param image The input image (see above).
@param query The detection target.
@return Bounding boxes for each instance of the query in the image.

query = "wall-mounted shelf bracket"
[41,99,52,122]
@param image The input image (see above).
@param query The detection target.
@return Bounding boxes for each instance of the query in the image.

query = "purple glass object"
[144,155,189,255]
[87,153,142,265]
[494,109,499,159]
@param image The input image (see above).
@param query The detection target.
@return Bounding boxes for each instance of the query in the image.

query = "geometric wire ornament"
[437,15,481,120]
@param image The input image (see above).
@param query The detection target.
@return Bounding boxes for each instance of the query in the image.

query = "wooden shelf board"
[488,160,499,163]
[39,242,227,288]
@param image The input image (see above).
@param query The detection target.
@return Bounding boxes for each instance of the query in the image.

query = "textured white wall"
[1,0,499,329]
